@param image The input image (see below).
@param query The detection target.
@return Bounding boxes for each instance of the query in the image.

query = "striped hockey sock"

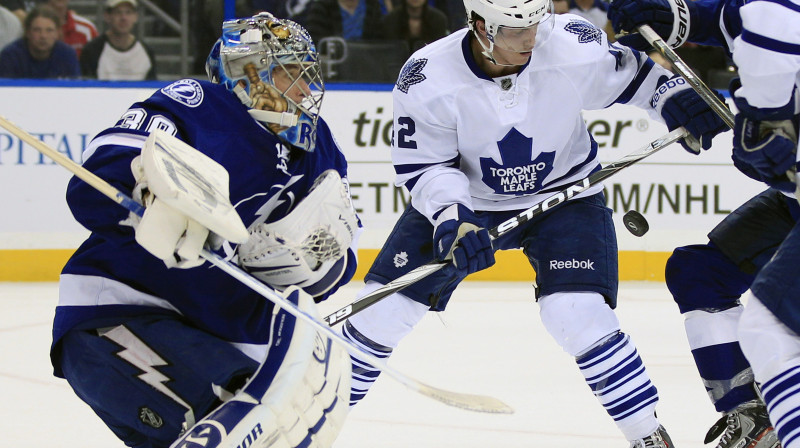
[577,332,660,439]
[340,320,393,407]
[761,364,800,447]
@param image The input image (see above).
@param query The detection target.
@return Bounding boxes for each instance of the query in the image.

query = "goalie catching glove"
[124,130,249,269]
[238,170,358,299]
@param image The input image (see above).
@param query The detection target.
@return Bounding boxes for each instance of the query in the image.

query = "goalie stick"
[323,126,690,326]
[0,115,512,415]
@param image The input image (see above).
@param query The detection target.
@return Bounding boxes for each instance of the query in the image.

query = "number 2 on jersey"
[396,116,418,149]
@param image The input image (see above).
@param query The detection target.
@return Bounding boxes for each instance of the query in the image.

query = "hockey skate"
[630,425,674,448]
[704,401,780,448]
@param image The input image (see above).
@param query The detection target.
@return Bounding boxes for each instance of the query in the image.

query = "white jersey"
[391,15,674,221]
[732,0,800,111]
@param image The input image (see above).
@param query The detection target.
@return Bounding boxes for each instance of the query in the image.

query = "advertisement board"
[0,83,762,280]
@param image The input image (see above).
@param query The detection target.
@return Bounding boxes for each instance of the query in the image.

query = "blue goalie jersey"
[51,79,357,376]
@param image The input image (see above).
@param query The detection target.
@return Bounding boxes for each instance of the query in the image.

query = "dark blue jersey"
[51,79,357,377]
[689,0,745,54]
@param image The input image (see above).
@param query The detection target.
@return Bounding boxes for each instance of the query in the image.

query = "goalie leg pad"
[170,286,351,448]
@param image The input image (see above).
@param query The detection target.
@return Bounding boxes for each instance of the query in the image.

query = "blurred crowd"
[0,0,733,84]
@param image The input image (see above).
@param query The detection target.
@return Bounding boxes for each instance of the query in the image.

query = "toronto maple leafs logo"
[396,58,428,94]
[161,79,204,107]
[564,20,603,45]
[479,128,555,196]
[393,251,409,268]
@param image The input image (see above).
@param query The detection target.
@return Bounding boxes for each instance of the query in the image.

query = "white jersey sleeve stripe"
[610,57,658,106]
[741,29,800,54]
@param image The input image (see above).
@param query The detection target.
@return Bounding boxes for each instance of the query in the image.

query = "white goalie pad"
[239,170,358,294]
[140,130,249,245]
[170,286,351,448]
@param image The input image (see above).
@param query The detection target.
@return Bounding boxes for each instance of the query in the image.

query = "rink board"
[0,81,765,281]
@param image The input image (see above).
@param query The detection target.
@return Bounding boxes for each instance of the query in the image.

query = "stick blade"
[413,382,514,414]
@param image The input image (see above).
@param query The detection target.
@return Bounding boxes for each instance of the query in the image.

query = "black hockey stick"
[323,126,689,326]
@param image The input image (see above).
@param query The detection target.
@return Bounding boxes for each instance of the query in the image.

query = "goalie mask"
[463,0,555,65]
[206,12,324,152]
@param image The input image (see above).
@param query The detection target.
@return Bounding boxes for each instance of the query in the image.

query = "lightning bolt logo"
[100,325,193,413]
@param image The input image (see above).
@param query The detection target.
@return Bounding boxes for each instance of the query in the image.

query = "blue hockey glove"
[731,87,799,193]
[657,78,728,154]
[433,204,495,277]
[607,0,696,50]
[608,0,673,51]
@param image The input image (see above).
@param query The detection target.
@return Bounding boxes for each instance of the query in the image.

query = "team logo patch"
[396,58,428,94]
[393,251,409,268]
[479,128,555,195]
[138,406,164,429]
[161,79,204,107]
[564,20,603,45]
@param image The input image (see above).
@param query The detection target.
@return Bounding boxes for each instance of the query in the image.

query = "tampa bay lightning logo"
[564,20,603,45]
[396,58,428,94]
[479,128,555,196]
[161,79,204,107]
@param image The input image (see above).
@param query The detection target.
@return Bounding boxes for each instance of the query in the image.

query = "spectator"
[0,5,80,78]
[552,0,569,14]
[568,0,608,29]
[0,5,22,50]
[190,0,251,75]
[304,0,385,41]
[0,0,25,23]
[80,0,157,80]
[252,0,314,24]
[45,0,97,58]
[431,0,465,31]
[382,0,448,51]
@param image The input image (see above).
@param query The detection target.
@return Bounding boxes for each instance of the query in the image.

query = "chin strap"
[233,84,300,128]
[247,109,299,127]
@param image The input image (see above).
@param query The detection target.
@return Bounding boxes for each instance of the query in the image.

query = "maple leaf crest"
[564,20,603,45]
[479,128,555,196]
[396,58,428,94]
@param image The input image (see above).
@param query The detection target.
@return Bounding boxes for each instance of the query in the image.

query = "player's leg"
[523,192,670,446]
[58,315,260,447]
[340,204,465,407]
[739,222,800,448]
[57,287,349,448]
[666,189,795,447]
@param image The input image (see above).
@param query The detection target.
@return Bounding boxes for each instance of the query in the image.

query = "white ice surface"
[0,281,720,447]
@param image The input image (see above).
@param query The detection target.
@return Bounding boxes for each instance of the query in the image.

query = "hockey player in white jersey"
[50,13,357,448]
[336,0,727,446]
[729,1,800,447]
[608,0,794,446]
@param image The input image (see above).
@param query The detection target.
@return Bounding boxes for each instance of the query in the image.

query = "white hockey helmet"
[206,12,324,152]
[463,0,554,64]
[464,0,549,35]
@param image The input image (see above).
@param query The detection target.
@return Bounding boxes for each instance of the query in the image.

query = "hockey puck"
[623,210,649,237]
